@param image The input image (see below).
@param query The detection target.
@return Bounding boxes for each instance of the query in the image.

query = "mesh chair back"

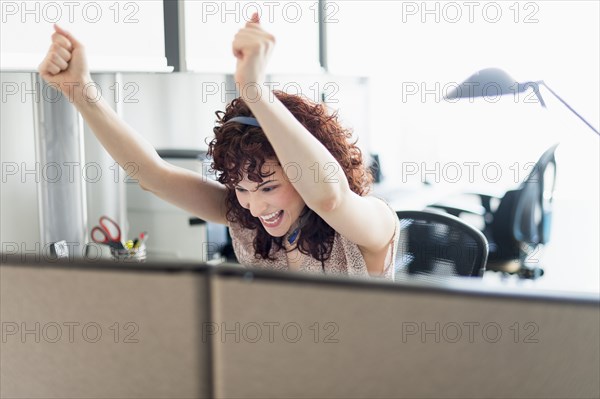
[396,211,489,277]
[513,143,558,245]
[490,143,558,260]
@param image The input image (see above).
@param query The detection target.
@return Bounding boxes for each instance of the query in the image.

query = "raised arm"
[232,15,396,265]
[38,25,228,224]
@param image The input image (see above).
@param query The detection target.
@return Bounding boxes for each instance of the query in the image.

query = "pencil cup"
[110,244,147,262]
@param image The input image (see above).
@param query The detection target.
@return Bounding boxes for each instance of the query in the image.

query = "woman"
[38,14,399,278]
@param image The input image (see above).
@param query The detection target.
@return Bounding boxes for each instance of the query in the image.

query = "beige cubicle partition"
[2,257,599,399]
[0,258,211,398]
[210,267,600,399]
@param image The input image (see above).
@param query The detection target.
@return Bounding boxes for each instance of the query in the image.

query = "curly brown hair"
[207,90,373,264]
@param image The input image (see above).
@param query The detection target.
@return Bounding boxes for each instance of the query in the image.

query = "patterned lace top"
[227,200,400,280]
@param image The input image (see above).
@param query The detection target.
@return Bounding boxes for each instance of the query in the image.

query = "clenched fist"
[38,24,93,104]
[232,13,276,95]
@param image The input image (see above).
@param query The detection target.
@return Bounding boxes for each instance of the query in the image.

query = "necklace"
[287,227,300,245]
[287,209,311,246]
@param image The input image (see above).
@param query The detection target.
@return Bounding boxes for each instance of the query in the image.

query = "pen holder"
[110,244,147,263]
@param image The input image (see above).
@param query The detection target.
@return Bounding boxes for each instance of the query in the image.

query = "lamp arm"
[539,81,600,135]
[522,81,546,107]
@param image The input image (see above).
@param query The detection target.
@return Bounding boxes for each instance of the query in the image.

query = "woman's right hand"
[38,24,92,104]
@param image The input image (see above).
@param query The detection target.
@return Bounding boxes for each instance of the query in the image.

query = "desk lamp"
[444,67,599,134]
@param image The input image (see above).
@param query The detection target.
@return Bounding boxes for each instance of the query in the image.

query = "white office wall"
[0,73,41,250]
[119,73,231,150]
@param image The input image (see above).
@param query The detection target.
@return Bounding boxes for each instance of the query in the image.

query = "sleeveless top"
[227,200,400,280]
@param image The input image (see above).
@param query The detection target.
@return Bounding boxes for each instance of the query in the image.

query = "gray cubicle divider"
[0,258,212,398]
[33,75,88,247]
[1,257,599,398]
[210,267,600,399]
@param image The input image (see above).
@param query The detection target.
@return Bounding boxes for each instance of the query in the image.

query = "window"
[183,0,321,73]
[328,1,599,291]
[0,0,169,72]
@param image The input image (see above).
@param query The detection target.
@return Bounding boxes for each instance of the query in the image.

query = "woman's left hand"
[232,12,276,95]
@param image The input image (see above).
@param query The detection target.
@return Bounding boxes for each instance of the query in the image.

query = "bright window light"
[328,0,599,292]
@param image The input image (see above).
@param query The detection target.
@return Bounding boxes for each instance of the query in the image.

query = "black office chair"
[395,210,489,278]
[429,144,558,279]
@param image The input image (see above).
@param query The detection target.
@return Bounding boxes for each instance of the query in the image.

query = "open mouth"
[259,210,284,227]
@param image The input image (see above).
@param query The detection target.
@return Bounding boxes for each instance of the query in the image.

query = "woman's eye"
[235,187,247,193]
[262,186,277,192]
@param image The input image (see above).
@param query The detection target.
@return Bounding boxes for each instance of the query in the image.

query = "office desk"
[372,181,459,211]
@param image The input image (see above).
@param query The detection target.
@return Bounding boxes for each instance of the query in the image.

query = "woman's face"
[234,160,306,237]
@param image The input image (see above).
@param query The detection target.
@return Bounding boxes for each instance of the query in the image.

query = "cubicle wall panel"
[0,263,210,398]
[211,275,599,399]
[0,72,41,249]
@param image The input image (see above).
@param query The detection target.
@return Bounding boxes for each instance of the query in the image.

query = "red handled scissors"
[91,215,125,250]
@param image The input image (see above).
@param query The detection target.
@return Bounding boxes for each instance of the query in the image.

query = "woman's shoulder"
[332,196,399,279]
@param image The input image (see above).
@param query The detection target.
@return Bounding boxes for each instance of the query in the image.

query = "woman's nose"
[248,199,268,217]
